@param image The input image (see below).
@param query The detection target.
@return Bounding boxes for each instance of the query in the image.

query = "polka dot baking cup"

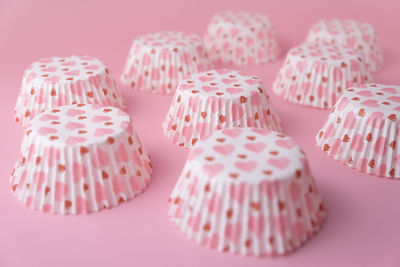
[10,104,152,214]
[169,128,325,256]
[121,31,213,94]
[306,19,383,72]
[273,43,372,109]
[14,55,126,127]
[204,11,280,66]
[316,84,400,179]
[163,69,282,148]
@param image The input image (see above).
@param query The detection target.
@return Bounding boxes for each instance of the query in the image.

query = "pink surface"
[0,0,399,266]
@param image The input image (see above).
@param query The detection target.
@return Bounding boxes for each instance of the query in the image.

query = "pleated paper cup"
[121,31,213,94]
[204,11,280,66]
[306,19,383,72]
[169,128,326,256]
[10,104,152,214]
[273,43,372,109]
[163,69,282,148]
[316,84,400,179]
[14,55,126,127]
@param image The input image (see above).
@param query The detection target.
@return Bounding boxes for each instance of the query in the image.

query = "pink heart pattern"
[226,87,243,95]
[234,161,258,172]
[316,83,400,179]
[202,164,224,177]
[121,31,212,94]
[213,144,235,155]
[163,69,282,148]
[65,122,85,130]
[14,55,126,127]
[306,19,383,72]
[168,127,325,256]
[244,142,266,153]
[204,11,280,66]
[10,104,152,214]
[272,42,371,109]
[268,157,290,170]
[192,128,306,180]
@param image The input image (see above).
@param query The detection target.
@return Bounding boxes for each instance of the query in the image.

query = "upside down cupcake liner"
[14,55,126,127]
[10,104,152,214]
[121,31,213,94]
[306,19,383,72]
[316,84,400,179]
[163,69,282,148]
[273,43,372,109]
[204,11,280,66]
[169,128,325,256]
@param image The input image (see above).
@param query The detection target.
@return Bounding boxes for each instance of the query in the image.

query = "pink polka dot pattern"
[121,31,213,94]
[273,43,372,109]
[14,55,126,127]
[10,104,152,214]
[163,69,282,148]
[316,84,400,179]
[169,128,325,256]
[204,11,280,66]
[306,19,383,72]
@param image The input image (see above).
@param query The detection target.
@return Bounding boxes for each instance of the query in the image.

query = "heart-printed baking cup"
[121,31,213,94]
[14,55,126,127]
[273,43,372,109]
[316,84,400,179]
[204,11,280,66]
[306,19,383,73]
[163,69,282,148]
[10,104,152,214]
[168,128,325,256]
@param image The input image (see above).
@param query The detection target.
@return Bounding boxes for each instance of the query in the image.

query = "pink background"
[1,0,400,266]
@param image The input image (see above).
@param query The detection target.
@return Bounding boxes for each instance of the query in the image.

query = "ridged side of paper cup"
[169,166,326,256]
[315,84,400,179]
[306,19,383,72]
[121,31,213,94]
[204,11,280,66]
[163,69,282,148]
[168,128,325,256]
[14,55,126,127]
[273,43,372,109]
[163,95,282,148]
[10,104,152,214]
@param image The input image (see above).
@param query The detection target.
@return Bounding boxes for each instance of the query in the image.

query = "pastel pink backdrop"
[0,0,399,266]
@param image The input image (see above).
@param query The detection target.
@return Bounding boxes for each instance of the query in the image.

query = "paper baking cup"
[306,19,383,72]
[121,31,213,94]
[10,104,152,214]
[14,55,126,127]
[204,11,280,66]
[169,128,325,256]
[273,43,372,109]
[163,69,282,148]
[316,83,400,179]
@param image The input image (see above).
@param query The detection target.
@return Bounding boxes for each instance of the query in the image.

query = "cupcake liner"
[10,104,152,214]
[169,128,325,256]
[14,55,126,127]
[306,19,383,72]
[163,69,282,148]
[121,31,213,94]
[316,83,400,179]
[204,11,280,66]
[273,43,372,109]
